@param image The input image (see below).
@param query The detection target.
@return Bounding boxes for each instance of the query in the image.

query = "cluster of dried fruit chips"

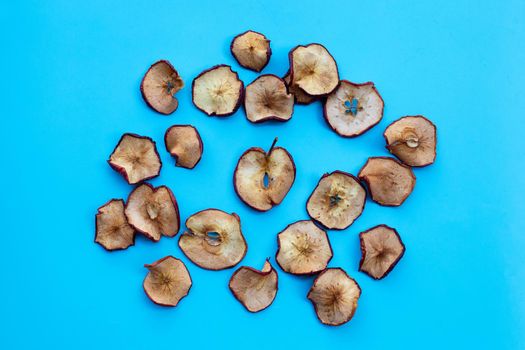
[94,30,437,326]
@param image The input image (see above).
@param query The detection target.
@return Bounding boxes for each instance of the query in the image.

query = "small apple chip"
[164,125,203,169]
[140,60,184,115]
[244,75,294,123]
[230,30,271,72]
[359,225,405,279]
[143,256,192,307]
[95,199,135,251]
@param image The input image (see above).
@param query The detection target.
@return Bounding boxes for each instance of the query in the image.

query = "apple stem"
[268,137,278,154]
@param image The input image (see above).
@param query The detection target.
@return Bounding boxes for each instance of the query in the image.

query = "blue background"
[2,0,524,349]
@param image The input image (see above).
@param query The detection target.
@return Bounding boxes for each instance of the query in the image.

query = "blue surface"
[2,0,524,349]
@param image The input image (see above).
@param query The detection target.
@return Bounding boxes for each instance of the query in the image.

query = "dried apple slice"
[229,259,278,312]
[164,125,203,169]
[358,157,416,206]
[306,171,366,230]
[275,220,332,275]
[95,199,135,251]
[234,138,296,211]
[289,44,339,96]
[192,65,244,116]
[244,75,294,123]
[307,268,361,326]
[324,81,384,137]
[230,30,271,72]
[143,256,192,307]
[384,115,437,167]
[140,60,184,115]
[359,225,405,280]
[108,133,162,185]
[178,209,247,270]
[124,183,180,241]
[283,71,316,105]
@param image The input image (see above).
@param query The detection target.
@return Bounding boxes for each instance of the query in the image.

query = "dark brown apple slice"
[124,183,180,241]
[306,171,366,230]
[234,138,296,211]
[283,71,316,105]
[178,209,247,270]
[230,30,271,72]
[140,60,184,115]
[95,199,135,251]
[164,125,203,169]
[143,256,192,307]
[384,115,437,167]
[275,220,332,275]
[358,157,416,206]
[244,75,294,123]
[229,259,278,312]
[359,225,405,280]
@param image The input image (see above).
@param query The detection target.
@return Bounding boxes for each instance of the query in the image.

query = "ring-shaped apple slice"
[164,125,203,169]
[230,30,271,72]
[95,199,135,251]
[140,60,184,115]
[178,209,247,270]
[359,225,405,280]
[244,75,294,123]
[143,256,192,307]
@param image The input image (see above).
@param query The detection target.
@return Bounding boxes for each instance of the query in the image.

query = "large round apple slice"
[359,225,405,280]
[95,199,135,251]
[306,171,366,230]
[234,138,296,211]
[244,75,294,123]
[140,60,184,115]
[324,81,384,137]
[178,209,247,270]
[143,256,192,307]
[230,30,271,72]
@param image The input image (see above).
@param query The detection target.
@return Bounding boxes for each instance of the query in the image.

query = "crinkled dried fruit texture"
[95,199,135,251]
[276,220,332,275]
[359,225,405,280]
[143,256,192,307]
[306,171,366,230]
[283,72,316,105]
[230,30,271,72]
[164,125,203,169]
[244,75,294,123]
[324,81,384,137]
[234,139,296,211]
[140,60,184,115]
[358,157,416,206]
[229,260,278,312]
[125,183,180,241]
[290,44,339,96]
[192,65,244,116]
[108,133,162,185]
[179,209,247,270]
[307,268,361,326]
[384,116,437,167]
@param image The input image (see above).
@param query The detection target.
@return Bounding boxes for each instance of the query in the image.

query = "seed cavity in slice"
[192,65,244,116]
[108,133,162,185]
[234,138,296,211]
[289,44,339,96]
[179,209,247,270]
[244,75,294,123]
[143,256,192,307]
[384,115,437,167]
[359,225,405,280]
[124,183,180,241]
[307,268,361,326]
[276,220,332,275]
[95,199,135,251]
[229,259,278,312]
[324,81,384,137]
[283,71,316,105]
[140,60,184,115]
[164,125,203,169]
[358,157,416,207]
[230,30,271,72]
[306,171,366,230]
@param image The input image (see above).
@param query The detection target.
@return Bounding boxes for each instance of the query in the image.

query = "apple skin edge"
[164,124,204,169]
[94,198,136,252]
[230,30,272,73]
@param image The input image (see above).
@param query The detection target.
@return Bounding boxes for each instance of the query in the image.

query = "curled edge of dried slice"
[230,30,272,72]
[283,71,317,105]
[95,198,135,251]
[164,124,204,169]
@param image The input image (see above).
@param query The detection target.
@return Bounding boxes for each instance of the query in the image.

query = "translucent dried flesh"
[306,171,366,230]
[164,125,203,169]
[95,199,135,251]
[143,256,192,307]
[324,81,384,137]
[140,60,184,115]
[192,65,243,116]
[124,184,180,241]
[231,30,271,72]
[283,72,316,105]
[290,44,339,96]
[359,225,405,280]
[244,75,294,123]
[384,116,437,166]
[358,157,416,206]
[276,220,332,275]
[307,268,361,326]
[179,209,247,270]
[234,143,295,211]
[108,134,162,185]
[229,260,278,312]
